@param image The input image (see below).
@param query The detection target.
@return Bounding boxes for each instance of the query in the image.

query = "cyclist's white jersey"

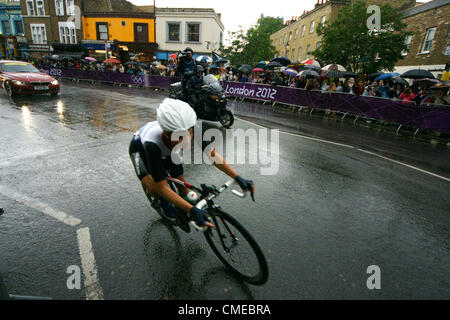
[135,121,182,163]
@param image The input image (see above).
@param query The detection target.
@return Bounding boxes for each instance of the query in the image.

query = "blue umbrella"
[375,72,400,81]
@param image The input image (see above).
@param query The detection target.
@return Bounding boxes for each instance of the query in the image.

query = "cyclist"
[129,98,255,228]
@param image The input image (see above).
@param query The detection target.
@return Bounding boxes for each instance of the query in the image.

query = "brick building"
[269,0,418,64]
[394,0,450,78]
[20,0,84,57]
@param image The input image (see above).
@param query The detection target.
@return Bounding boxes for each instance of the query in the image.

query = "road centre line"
[235,117,450,182]
[0,184,81,226]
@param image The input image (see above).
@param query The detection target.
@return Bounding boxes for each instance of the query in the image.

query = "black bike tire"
[204,210,268,285]
[219,110,234,128]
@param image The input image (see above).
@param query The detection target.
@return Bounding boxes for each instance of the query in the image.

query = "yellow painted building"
[82,12,156,60]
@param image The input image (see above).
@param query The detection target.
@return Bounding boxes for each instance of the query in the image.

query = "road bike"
[144,177,269,286]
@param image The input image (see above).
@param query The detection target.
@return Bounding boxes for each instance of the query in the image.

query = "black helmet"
[196,65,204,73]
[184,47,193,53]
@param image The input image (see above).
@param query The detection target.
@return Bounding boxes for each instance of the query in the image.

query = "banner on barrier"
[43,68,450,134]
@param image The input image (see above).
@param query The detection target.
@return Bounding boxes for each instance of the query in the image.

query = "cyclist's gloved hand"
[190,207,214,227]
[235,175,255,201]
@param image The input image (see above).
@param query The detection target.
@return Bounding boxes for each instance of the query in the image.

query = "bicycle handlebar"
[190,179,245,232]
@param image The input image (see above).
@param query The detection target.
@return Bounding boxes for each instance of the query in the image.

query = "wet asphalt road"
[0,81,449,300]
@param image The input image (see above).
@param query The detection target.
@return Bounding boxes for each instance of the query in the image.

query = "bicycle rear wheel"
[204,209,268,285]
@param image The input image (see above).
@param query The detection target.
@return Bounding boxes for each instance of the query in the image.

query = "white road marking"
[357,149,450,182]
[236,117,354,148]
[76,227,104,300]
[236,117,450,182]
[0,184,81,226]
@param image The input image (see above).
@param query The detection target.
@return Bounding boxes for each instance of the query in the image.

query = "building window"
[306,44,311,59]
[279,36,282,45]
[2,21,11,35]
[294,29,298,40]
[167,22,180,42]
[55,0,64,16]
[96,22,109,41]
[186,23,200,42]
[298,47,302,62]
[402,35,412,56]
[321,16,326,26]
[301,25,305,37]
[289,32,292,42]
[121,21,126,26]
[310,21,315,33]
[66,0,75,16]
[36,0,45,16]
[220,32,223,46]
[26,0,35,16]
[30,24,47,44]
[59,22,76,44]
[421,27,436,54]
[291,49,295,61]
[284,34,287,44]
[14,20,24,34]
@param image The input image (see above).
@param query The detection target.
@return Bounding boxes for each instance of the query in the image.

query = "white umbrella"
[301,59,321,68]
[322,64,347,72]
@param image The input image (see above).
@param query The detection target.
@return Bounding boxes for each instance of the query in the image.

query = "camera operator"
[176,47,197,100]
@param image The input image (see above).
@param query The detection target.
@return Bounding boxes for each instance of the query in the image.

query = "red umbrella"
[252,68,264,72]
[104,58,120,64]
[169,53,177,60]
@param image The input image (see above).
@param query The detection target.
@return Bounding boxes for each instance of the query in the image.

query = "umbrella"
[252,68,265,73]
[238,64,252,73]
[301,59,321,68]
[265,61,282,69]
[301,64,322,72]
[323,70,344,79]
[342,71,358,78]
[375,72,400,81]
[215,58,228,65]
[283,68,298,77]
[254,61,269,69]
[401,69,435,79]
[322,64,346,72]
[391,76,409,86]
[210,65,219,69]
[270,56,291,66]
[85,57,96,62]
[196,55,213,64]
[151,61,161,66]
[368,72,384,81]
[298,70,320,79]
[169,53,178,60]
[413,78,441,88]
[104,58,120,64]
[430,81,450,89]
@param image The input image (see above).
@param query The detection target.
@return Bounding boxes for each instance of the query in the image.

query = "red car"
[0,60,60,97]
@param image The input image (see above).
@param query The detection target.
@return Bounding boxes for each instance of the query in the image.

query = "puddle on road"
[2,85,161,135]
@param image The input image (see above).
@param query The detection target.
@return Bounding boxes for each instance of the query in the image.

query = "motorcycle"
[169,74,234,128]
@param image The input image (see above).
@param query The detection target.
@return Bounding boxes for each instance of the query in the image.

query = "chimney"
[315,0,320,8]
[217,13,221,20]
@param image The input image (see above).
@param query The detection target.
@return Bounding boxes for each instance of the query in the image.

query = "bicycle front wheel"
[204,209,269,285]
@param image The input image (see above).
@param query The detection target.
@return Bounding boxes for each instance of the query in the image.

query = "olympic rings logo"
[131,75,145,84]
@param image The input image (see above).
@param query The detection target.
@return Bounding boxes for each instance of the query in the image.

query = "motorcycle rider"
[176,47,197,100]
[187,65,205,112]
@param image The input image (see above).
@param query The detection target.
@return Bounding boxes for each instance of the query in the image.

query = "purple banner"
[44,68,179,89]
[42,69,450,134]
[223,82,450,134]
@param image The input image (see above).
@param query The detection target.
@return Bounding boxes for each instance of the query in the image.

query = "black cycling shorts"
[129,135,183,182]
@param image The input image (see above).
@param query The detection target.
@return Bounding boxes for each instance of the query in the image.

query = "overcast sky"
[129,0,431,41]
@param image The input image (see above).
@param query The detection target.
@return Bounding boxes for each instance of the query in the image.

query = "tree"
[312,1,412,75]
[219,17,284,66]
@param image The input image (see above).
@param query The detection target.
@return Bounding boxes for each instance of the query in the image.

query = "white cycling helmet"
[157,98,197,132]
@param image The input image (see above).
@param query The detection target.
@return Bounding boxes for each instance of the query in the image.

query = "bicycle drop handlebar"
[190,179,247,232]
